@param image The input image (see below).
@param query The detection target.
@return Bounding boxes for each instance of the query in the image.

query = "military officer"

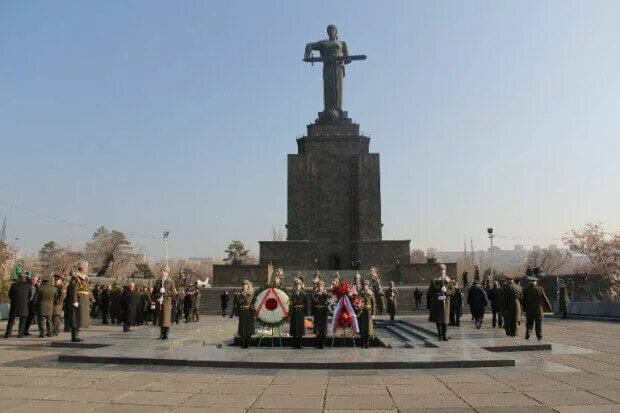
[385,281,398,321]
[51,275,66,336]
[36,276,57,337]
[311,280,330,348]
[502,274,523,337]
[358,280,375,348]
[289,278,307,349]
[523,274,552,340]
[66,260,91,342]
[428,264,455,341]
[231,280,255,348]
[152,266,176,340]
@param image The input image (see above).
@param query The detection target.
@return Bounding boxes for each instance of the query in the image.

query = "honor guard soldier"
[152,266,176,340]
[428,264,455,341]
[523,269,552,341]
[385,281,398,321]
[231,280,255,348]
[66,260,91,342]
[36,276,57,337]
[358,280,375,348]
[502,274,523,337]
[311,280,330,348]
[289,278,308,349]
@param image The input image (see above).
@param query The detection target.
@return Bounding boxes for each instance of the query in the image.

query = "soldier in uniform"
[51,275,66,336]
[450,281,463,327]
[502,274,523,337]
[428,264,455,341]
[523,274,552,340]
[289,278,307,349]
[311,280,329,348]
[152,266,176,340]
[220,291,229,317]
[488,280,504,328]
[66,260,91,342]
[192,287,201,321]
[36,276,57,337]
[230,280,254,348]
[358,280,375,348]
[385,281,398,321]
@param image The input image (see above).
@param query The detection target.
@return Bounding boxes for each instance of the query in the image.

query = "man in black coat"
[467,280,489,329]
[23,275,39,336]
[220,291,229,317]
[4,275,32,338]
[99,285,110,324]
[121,283,136,332]
[449,282,463,326]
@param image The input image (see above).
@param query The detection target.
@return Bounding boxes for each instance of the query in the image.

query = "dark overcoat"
[502,281,523,330]
[289,290,308,338]
[121,288,136,325]
[9,281,31,317]
[311,290,330,337]
[357,290,375,337]
[152,277,175,328]
[429,278,455,324]
[523,284,552,319]
[234,290,255,338]
[467,283,488,318]
[385,287,398,316]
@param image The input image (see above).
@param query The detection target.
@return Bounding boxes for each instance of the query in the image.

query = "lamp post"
[487,227,494,284]
[163,231,169,266]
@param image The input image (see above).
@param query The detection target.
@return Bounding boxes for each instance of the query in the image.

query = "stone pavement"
[0,316,619,412]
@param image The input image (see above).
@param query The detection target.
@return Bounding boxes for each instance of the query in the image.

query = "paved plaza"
[0,316,619,412]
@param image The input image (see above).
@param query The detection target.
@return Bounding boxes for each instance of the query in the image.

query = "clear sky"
[1,1,619,260]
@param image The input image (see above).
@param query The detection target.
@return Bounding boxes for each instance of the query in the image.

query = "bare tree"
[85,226,137,277]
[271,225,285,241]
[526,248,568,275]
[563,223,620,298]
[39,241,82,275]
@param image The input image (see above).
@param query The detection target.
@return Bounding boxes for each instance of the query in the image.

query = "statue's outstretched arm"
[304,41,321,59]
[342,41,350,62]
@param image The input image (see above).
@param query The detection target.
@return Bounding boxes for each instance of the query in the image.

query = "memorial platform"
[54,315,560,370]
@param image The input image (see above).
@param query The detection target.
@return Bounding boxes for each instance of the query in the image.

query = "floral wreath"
[252,284,291,328]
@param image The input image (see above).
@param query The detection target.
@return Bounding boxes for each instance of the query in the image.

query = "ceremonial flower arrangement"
[252,285,290,327]
[330,281,360,334]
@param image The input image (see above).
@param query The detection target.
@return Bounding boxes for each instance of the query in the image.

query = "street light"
[487,227,494,284]
[163,231,170,266]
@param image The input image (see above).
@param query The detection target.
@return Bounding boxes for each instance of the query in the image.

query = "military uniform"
[66,272,90,342]
[523,281,552,340]
[385,286,398,321]
[232,289,255,348]
[52,282,66,336]
[311,289,330,348]
[289,289,308,349]
[152,276,176,340]
[502,279,523,337]
[36,281,57,337]
[428,277,455,341]
[358,289,375,348]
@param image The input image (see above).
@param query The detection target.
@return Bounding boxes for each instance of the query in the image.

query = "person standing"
[413,287,422,310]
[121,283,136,332]
[99,285,110,325]
[428,264,455,341]
[220,291,229,317]
[502,274,523,337]
[559,280,569,319]
[51,275,66,336]
[152,266,176,340]
[231,280,255,348]
[66,260,91,342]
[385,281,398,321]
[36,276,57,337]
[523,275,552,340]
[311,280,330,349]
[192,287,201,322]
[462,270,469,287]
[23,275,39,336]
[289,278,307,349]
[488,281,504,328]
[467,279,488,329]
[449,282,463,327]
[358,280,375,348]
[109,284,122,325]
[4,274,31,338]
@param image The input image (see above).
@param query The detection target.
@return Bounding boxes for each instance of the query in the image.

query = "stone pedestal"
[259,115,410,270]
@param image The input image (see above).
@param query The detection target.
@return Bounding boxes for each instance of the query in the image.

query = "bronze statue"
[304,25,366,120]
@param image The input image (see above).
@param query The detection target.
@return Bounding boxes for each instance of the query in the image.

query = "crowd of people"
[3,261,202,342]
[426,264,555,341]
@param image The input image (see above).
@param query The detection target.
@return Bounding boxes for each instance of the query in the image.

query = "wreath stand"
[257,324,285,348]
[330,326,356,348]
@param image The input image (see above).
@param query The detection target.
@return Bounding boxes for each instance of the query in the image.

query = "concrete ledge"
[568,302,620,318]
[483,344,552,352]
[58,354,515,369]
[50,342,110,349]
